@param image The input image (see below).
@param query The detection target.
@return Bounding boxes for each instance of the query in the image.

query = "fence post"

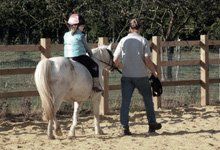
[98,37,109,46]
[98,37,109,115]
[152,36,162,109]
[200,35,209,106]
[40,38,51,59]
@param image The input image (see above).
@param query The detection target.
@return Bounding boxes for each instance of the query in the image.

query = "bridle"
[93,48,122,74]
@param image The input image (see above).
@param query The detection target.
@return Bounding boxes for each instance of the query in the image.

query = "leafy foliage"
[0,0,219,44]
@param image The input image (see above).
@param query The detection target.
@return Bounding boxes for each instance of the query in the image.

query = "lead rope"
[92,48,122,74]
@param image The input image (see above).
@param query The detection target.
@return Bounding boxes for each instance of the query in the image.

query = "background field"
[0,46,219,116]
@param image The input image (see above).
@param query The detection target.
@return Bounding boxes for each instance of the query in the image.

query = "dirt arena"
[0,106,220,150]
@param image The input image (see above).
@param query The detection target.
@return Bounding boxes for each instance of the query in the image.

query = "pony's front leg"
[47,120,55,139]
[92,97,104,135]
[68,102,80,139]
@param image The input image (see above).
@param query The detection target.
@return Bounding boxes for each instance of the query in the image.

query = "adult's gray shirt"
[114,32,151,77]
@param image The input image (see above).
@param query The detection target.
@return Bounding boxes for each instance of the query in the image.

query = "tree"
[0,0,219,45]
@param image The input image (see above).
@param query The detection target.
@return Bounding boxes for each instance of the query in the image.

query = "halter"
[93,48,122,74]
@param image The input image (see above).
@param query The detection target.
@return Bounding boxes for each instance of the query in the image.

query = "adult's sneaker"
[148,123,162,133]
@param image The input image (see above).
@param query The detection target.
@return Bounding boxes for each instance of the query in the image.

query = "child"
[64,13,102,92]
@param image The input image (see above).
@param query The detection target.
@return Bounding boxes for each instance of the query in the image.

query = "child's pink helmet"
[68,14,85,25]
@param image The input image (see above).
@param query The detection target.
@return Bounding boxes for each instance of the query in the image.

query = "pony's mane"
[92,45,108,53]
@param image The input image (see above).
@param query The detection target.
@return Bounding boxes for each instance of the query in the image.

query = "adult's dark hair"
[129,19,141,30]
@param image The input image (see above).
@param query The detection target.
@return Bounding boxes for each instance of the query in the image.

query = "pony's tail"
[35,58,54,121]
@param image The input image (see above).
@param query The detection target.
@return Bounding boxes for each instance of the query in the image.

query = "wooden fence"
[0,35,220,115]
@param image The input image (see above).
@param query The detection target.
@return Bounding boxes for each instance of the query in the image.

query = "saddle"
[149,75,163,97]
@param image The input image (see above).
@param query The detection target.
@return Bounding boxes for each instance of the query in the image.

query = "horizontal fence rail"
[0,45,39,52]
[0,91,38,99]
[0,68,35,75]
[0,35,220,114]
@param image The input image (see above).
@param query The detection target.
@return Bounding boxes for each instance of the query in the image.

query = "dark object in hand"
[149,75,163,97]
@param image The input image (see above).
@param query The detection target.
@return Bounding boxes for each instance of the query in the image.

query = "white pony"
[34,44,114,139]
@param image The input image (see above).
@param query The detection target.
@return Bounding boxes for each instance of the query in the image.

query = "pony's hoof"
[96,130,104,135]
[55,129,63,136]
[48,135,55,140]
[99,130,104,135]
[81,130,85,135]
[68,132,75,139]
[68,135,75,140]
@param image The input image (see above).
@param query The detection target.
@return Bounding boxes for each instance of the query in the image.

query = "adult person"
[113,18,162,135]
[64,13,102,92]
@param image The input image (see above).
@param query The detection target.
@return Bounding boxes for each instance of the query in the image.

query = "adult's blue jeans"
[120,77,156,128]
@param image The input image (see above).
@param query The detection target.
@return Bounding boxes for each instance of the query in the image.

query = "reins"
[93,48,122,74]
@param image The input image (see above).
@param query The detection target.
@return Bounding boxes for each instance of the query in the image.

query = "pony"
[34,44,114,139]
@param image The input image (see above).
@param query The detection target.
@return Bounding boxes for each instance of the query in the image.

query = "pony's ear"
[107,42,113,51]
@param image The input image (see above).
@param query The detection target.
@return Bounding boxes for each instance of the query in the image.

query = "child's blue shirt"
[64,30,87,57]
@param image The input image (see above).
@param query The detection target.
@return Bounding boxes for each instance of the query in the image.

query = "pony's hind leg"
[53,98,63,137]
[47,100,62,139]
[53,118,62,137]
[92,96,104,135]
[47,120,55,139]
[68,101,81,139]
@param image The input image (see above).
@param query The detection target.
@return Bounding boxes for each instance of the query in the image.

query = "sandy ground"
[0,106,220,150]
